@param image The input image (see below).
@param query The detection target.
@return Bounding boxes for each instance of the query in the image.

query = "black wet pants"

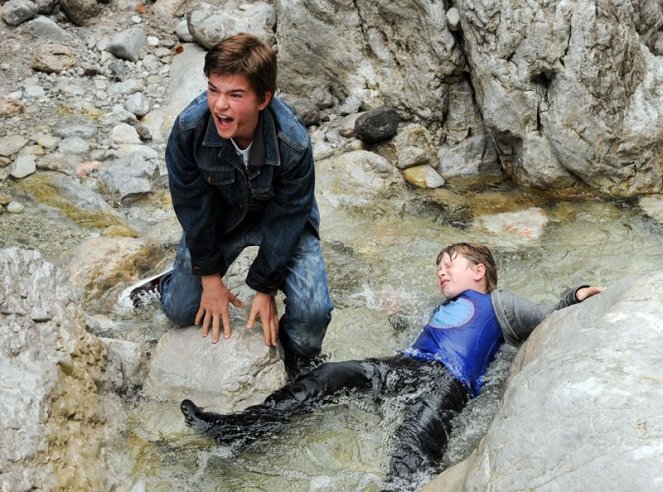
[181,355,469,484]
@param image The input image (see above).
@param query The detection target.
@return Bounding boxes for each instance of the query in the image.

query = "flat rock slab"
[145,324,287,413]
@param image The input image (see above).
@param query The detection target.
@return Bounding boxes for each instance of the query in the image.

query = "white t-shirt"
[231,138,252,167]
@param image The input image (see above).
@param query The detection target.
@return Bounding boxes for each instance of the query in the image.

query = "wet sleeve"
[492,285,589,345]
[246,144,316,294]
[166,118,229,276]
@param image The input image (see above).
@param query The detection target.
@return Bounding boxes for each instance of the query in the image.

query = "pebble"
[11,154,37,179]
[125,92,150,117]
[58,136,90,155]
[0,135,29,157]
[2,0,37,26]
[397,146,430,169]
[54,123,97,139]
[6,201,25,213]
[28,15,70,42]
[110,26,146,62]
[30,43,78,73]
[111,123,142,144]
[33,132,61,150]
[0,97,24,116]
[23,84,45,98]
[402,164,445,189]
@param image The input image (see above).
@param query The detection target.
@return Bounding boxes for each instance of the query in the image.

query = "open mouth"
[216,115,233,127]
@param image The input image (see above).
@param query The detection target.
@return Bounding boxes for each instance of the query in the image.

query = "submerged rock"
[474,207,549,244]
[316,150,404,211]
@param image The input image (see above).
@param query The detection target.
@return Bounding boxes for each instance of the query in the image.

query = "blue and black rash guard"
[401,290,503,396]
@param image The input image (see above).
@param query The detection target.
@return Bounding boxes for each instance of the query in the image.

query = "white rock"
[33,132,60,149]
[57,136,89,155]
[10,154,37,179]
[111,123,142,144]
[6,201,25,213]
[0,135,29,157]
[639,194,663,223]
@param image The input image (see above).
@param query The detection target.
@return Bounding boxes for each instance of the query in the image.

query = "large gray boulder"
[315,150,405,212]
[187,1,276,49]
[426,270,663,490]
[141,43,207,142]
[458,0,663,196]
[0,248,120,490]
[144,324,287,413]
[275,0,464,122]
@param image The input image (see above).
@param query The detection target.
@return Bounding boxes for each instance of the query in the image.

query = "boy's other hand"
[247,292,279,347]
[196,275,245,343]
[576,286,604,302]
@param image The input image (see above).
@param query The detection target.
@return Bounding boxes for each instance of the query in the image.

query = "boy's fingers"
[211,315,220,344]
[270,318,279,346]
[200,311,210,338]
[262,321,271,346]
[246,307,257,330]
[229,293,245,308]
[222,310,232,340]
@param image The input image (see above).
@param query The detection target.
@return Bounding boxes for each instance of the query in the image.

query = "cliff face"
[275,0,663,196]
[426,270,663,490]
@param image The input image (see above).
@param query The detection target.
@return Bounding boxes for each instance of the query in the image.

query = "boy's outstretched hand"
[576,286,604,302]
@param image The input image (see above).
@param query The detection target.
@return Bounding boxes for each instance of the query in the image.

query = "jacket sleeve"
[166,118,229,276]
[492,285,589,345]
[246,142,316,295]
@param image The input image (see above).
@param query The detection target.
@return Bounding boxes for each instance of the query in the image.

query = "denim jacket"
[165,93,320,294]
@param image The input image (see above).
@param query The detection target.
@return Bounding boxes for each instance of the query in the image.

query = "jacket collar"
[202,105,281,168]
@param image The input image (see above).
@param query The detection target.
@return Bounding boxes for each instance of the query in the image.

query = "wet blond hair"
[436,242,498,293]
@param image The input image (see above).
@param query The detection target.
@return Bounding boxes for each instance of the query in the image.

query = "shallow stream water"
[113,184,663,491]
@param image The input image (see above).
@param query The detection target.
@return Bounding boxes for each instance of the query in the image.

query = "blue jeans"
[160,226,333,359]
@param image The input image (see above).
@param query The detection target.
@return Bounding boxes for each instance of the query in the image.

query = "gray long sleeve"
[492,286,588,345]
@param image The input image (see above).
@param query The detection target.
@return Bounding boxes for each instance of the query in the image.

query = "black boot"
[283,351,328,381]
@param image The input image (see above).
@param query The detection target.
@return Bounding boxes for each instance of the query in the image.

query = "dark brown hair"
[436,242,498,293]
[204,33,276,102]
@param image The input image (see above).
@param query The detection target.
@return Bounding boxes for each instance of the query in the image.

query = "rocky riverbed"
[2,0,663,490]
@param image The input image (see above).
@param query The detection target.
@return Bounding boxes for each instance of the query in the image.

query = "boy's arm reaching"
[575,286,604,302]
[493,285,603,345]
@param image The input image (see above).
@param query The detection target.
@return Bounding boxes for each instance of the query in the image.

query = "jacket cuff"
[571,285,591,303]
[191,252,228,277]
[246,269,279,296]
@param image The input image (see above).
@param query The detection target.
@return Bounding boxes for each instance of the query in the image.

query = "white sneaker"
[118,268,172,309]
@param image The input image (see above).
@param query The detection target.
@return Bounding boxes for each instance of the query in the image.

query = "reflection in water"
[124,191,663,490]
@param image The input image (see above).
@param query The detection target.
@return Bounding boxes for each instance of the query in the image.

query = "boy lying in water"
[180,242,602,486]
